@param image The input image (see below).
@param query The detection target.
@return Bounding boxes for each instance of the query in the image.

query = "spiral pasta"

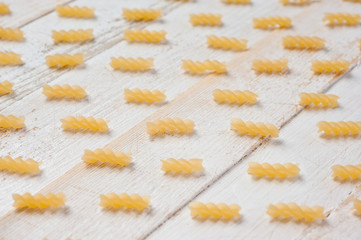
[323,13,361,26]
[252,59,288,73]
[354,199,361,215]
[0,81,13,95]
[280,0,311,5]
[213,89,258,105]
[343,0,361,2]
[124,88,166,104]
[221,0,251,4]
[13,193,66,209]
[317,121,361,136]
[207,35,247,51]
[299,93,339,108]
[282,36,325,50]
[190,13,222,26]
[0,3,9,15]
[123,8,162,21]
[0,156,41,174]
[0,52,22,65]
[248,162,299,178]
[110,57,154,71]
[182,60,226,74]
[147,118,195,135]
[231,119,279,137]
[43,84,87,99]
[267,203,325,222]
[253,16,292,29]
[82,149,132,167]
[311,60,350,73]
[52,29,93,43]
[100,193,150,210]
[124,29,166,43]
[0,27,24,41]
[332,164,361,180]
[0,114,25,129]
[189,202,241,219]
[56,5,95,18]
[46,53,84,68]
[60,116,109,132]
[161,158,204,174]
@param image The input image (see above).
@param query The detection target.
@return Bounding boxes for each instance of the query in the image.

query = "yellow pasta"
[343,0,361,2]
[60,116,109,132]
[317,121,361,136]
[46,53,84,68]
[299,93,339,108]
[280,0,311,5]
[267,203,325,222]
[56,5,95,18]
[124,29,166,43]
[252,59,288,73]
[0,27,24,41]
[182,60,227,74]
[0,114,25,129]
[123,8,162,21]
[221,0,251,4]
[0,52,22,65]
[353,199,361,215]
[231,119,279,137]
[0,80,13,95]
[311,60,350,74]
[190,13,222,26]
[124,88,166,104]
[82,149,132,166]
[0,156,40,174]
[0,3,10,15]
[248,162,300,178]
[100,193,150,211]
[332,164,361,180]
[253,16,292,29]
[13,193,66,209]
[52,29,93,43]
[213,89,258,105]
[110,57,154,71]
[189,202,241,220]
[161,158,204,174]
[282,35,325,50]
[323,13,361,26]
[42,84,87,99]
[207,35,247,51]
[147,117,195,135]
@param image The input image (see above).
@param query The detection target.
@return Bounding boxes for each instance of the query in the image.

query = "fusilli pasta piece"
[0,27,24,41]
[311,60,350,73]
[56,5,95,18]
[0,156,40,174]
[0,52,22,65]
[332,164,361,180]
[221,0,251,4]
[82,149,132,166]
[189,202,241,219]
[280,0,311,5]
[323,13,361,26]
[252,59,288,73]
[13,193,66,209]
[282,36,325,50]
[0,3,10,15]
[231,119,279,137]
[52,29,93,43]
[267,203,325,222]
[190,13,222,26]
[161,158,204,174]
[123,8,162,21]
[110,57,154,71]
[0,114,25,129]
[100,193,150,210]
[213,89,258,105]
[248,162,300,178]
[299,93,339,108]
[317,121,361,136]
[343,0,361,2]
[124,88,166,104]
[182,60,226,74]
[0,81,13,95]
[124,29,166,43]
[253,16,292,29]
[147,118,195,135]
[43,84,87,99]
[46,53,84,68]
[354,199,361,215]
[60,116,109,132]
[207,35,247,51]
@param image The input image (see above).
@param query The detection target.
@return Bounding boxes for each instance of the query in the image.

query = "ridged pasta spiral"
[252,59,288,73]
[147,118,195,135]
[0,81,13,95]
[0,27,24,41]
[332,164,361,180]
[124,88,166,104]
[280,0,311,5]
[248,162,300,178]
[56,5,95,18]
[0,115,25,129]
[317,121,361,136]
[267,203,325,222]
[231,119,279,137]
[213,89,258,105]
[43,84,87,99]
[123,8,162,21]
[60,116,109,132]
[46,53,84,68]
[13,193,66,209]
[124,29,166,43]
[189,202,241,219]
[0,3,10,15]
[100,193,150,210]
[221,0,251,4]
[354,199,361,214]
[190,13,222,26]
[299,93,339,108]
[323,13,361,26]
[110,57,154,71]
[343,0,361,2]
[253,16,292,29]
[207,35,247,51]
[182,60,227,74]
[0,52,22,65]
[0,156,41,174]
[52,29,93,43]
[82,149,132,166]
[311,60,350,73]
[282,36,325,50]
[161,158,204,174]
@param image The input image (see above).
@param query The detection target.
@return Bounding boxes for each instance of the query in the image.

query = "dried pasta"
[123,8,162,21]
[110,57,154,71]
[124,29,166,43]
[332,164,361,180]
[0,52,22,65]
[343,0,361,2]
[354,199,361,215]
[231,119,279,137]
[323,13,361,26]
[317,121,361,136]
[189,202,241,219]
[311,60,350,73]
[56,5,95,18]
[221,0,251,4]
[161,158,204,174]
[46,53,84,68]
[182,60,226,74]
[0,27,24,41]
[253,16,292,29]
[0,3,10,15]
[280,0,311,5]
[82,149,132,166]
[248,162,300,178]
[299,93,339,108]
[282,35,325,50]
[0,81,13,95]
[124,88,166,104]
[190,13,222,26]
[60,116,109,132]
[267,203,325,222]
[13,193,66,209]
[0,156,40,174]
[0,114,25,129]
[207,35,247,51]
[252,59,288,73]
[147,118,195,135]
[43,84,87,99]
[213,89,258,105]
[100,193,150,210]
[52,29,93,43]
